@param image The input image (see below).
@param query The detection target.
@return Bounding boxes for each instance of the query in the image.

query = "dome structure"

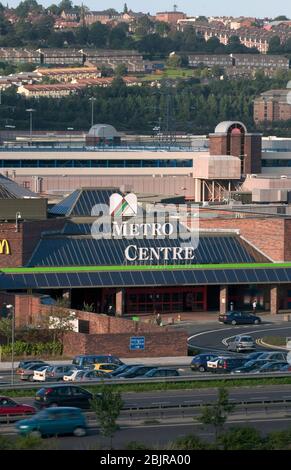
[214,121,247,134]
[87,124,118,139]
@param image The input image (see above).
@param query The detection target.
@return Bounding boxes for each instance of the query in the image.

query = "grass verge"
[3,377,291,398]
[261,336,286,347]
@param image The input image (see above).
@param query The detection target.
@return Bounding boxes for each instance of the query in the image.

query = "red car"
[0,396,36,416]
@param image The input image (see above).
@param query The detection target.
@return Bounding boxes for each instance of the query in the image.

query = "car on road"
[0,396,36,416]
[231,359,271,374]
[143,368,180,378]
[190,353,219,372]
[208,356,247,373]
[110,364,141,377]
[252,361,288,374]
[117,366,157,379]
[16,360,47,375]
[16,407,87,438]
[20,364,50,382]
[33,365,76,382]
[219,311,261,325]
[227,335,256,352]
[34,385,97,409]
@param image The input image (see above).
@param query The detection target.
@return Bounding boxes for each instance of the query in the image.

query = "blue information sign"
[130,336,145,351]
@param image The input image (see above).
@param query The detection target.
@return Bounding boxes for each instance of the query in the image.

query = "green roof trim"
[2,262,291,274]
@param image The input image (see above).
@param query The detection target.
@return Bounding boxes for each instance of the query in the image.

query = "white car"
[207,356,232,371]
[63,370,85,382]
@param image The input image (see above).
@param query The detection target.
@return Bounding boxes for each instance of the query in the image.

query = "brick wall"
[63,330,188,358]
[0,218,66,268]
[0,223,23,267]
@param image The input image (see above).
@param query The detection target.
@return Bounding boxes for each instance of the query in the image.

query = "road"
[186,322,291,353]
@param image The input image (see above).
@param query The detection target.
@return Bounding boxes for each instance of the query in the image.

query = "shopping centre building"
[1,173,291,319]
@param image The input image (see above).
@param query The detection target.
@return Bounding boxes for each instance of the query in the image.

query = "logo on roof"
[109,193,137,217]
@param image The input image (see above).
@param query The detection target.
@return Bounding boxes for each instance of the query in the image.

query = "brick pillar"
[270,285,280,315]
[220,286,228,315]
[115,288,124,316]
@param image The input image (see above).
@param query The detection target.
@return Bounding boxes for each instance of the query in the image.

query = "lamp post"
[25,108,35,145]
[15,211,22,232]
[6,304,15,386]
[67,127,74,148]
[89,97,96,127]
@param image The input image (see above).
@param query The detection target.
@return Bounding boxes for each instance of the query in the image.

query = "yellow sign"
[0,239,10,255]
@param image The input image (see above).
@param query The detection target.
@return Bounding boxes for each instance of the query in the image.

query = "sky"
[4,1,291,18]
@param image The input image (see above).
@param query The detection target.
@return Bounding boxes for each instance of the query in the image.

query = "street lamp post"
[67,127,74,148]
[15,211,22,232]
[25,108,35,145]
[6,304,15,386]
[89,97,96,127]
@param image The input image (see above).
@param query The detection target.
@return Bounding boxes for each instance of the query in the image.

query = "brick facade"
[63,330,188,358]
[0,294,188,357]
[0,218,66,268]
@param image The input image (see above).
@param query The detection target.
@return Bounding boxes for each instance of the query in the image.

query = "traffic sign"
[130,336,145,351]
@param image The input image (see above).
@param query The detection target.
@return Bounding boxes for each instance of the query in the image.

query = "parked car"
[227,335,256,352]
[63,370,86,382]
[0,396,36,416]
[191,353,219,372]
[33,365,76,382]
[74,370,112,382]
[278,364,291,372]
[117,366,157,378]
[208,357,247,373]
[207,356,233,371]
[16,360,47,375]
[72,355,123,370]
[245,352,266,361]
[219,311,261,325]
[110,364,141,377]
[252,361,288,374]
[16,407,87,437]
[20,364,50,382]
[94,363,120,374]
[231,359,271,374]
[144,368,180,378]
[256,351,288,362]
[34,385,97,409]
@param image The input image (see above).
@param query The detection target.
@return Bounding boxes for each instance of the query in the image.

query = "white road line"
[222,326,291,348]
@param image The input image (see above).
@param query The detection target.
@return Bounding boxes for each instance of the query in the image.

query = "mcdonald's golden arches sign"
[0,239,11,255]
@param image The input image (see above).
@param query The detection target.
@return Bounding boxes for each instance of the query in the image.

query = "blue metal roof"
[49,188,118,217]
[27,235,255,267]
[1,266,291,290]
[0,173,36,199]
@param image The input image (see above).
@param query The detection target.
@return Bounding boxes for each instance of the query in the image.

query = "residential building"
[155,11,186,25]
[35,67,101,82]
[254,89,291,124]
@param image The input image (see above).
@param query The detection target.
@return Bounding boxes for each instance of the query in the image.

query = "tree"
[218,426,263,450]
[0,318,12,345]
[115,63,128,76]
[90,386,123,449]
[198,388,235,439]
[166,53,182,68]
[268,36,282,53]
[42,298,75,347]
[274,15,289,21]
[123,3,128,14]
[88,22,108,47]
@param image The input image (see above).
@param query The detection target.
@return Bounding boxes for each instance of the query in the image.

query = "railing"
[0,145,207,152]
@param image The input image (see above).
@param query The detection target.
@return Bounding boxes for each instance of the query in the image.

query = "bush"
[218,427,263,450]
[1,340,62,358]
[170,434,210,450]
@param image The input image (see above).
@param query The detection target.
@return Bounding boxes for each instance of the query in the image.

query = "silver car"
[227,335,256,352]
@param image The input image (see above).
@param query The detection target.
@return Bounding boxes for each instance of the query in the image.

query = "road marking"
[222,326,291,348]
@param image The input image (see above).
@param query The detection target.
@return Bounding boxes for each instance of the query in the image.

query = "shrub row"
[1,340,62,357]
